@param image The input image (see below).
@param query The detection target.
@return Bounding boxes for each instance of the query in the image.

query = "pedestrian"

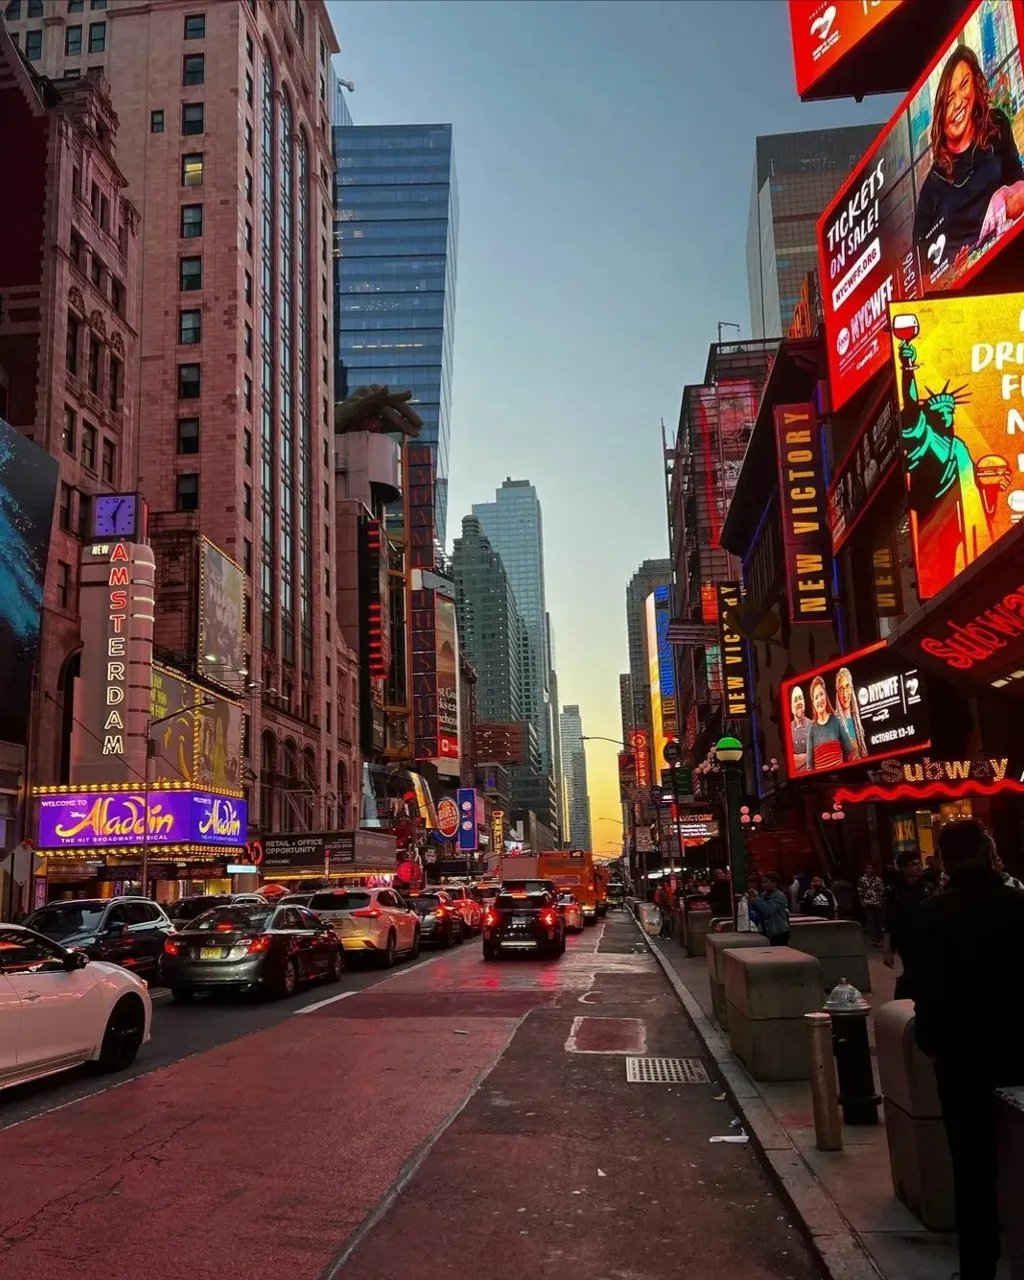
[799,874,838,920]
[708,868,732,920]
[883,851,932,999]
[745,873,763,933]
[914,819,1024,1280]
[653,880,672,939]
[992,849,1024,892]
[857,864,886,946]
[788,872,802,911]
[754,873,791,946]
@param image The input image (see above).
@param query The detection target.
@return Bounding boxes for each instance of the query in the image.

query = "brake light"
[436,905,448,915]
[214,922,234,932]
[484,910,497,927]
[163,938,180,955]
[352,908,382,919]
[542,911,556,927]
[246,934,272,954]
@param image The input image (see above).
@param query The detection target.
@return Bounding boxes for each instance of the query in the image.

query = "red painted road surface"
[0,918,820,1280]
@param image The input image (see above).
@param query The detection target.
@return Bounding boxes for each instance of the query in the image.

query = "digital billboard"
[890,290,1024,599]
[818,0,1024,410]
[782,642,929,777]
[435,595,459,762]
[789,0,905,99]
[774,403,834,623]
[198,539,245,689]
[646,591,677,774]
[827,391,901,551]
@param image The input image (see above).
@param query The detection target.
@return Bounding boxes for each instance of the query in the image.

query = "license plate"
[513,915,531,925]
[200,947,223,960]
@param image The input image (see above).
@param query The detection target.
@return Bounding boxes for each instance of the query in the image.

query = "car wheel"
[442,925,453,949]
[277,958,297,999]
[483,942,499,961]
[410,928,421,960]
[97,995,146,1071]
[325,948,344,983]
[171,985,194,1004]
[380,931,398,968]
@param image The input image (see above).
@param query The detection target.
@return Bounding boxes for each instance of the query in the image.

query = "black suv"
[482,890,566,961]
[24,897,174,985]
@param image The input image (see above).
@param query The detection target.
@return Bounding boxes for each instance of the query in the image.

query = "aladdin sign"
[37,790,246,849]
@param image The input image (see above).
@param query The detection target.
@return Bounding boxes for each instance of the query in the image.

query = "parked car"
[160,903,343,1001]
[0,923,152,1090]
[557,892,585,933]
[482,890,566,960]
[230,893,269,907]
[406,892,464,947]
[167,896,233,929]
[308,888,420,967]
[24,897,174,986]
[441,885,483,935]
[275,892,315,907]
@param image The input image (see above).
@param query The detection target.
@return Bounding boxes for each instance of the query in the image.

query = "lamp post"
[714,735,747,926]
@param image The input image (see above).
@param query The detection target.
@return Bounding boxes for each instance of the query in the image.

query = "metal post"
[805,1012,843,1151]
[141,735,150,898]
[721,761,746,926]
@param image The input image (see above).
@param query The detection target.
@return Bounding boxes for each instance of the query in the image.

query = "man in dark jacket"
[914,820,1024,1280]
[883,851,932,999]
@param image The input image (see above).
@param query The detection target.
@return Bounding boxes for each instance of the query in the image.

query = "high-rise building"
[332,123,458,547]
[0,0,350,831]
[452,515,523,723]
[559,705,592,851]
[619,673,633,745]
[547,612,564,839]
[626,559,670,750]
[746,124,881,340]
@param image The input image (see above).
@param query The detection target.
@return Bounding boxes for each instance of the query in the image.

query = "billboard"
[774,404,834,622]
[0,419,58,745]
[827,391,901,551]
[198,539,245,689]
[890,290,1024,599]
[646,591,676,775]
[407,444,435,570]
[716,583,752,719]
[435,594,459,762]
[818,0,1024,411]
[789,0,905,99]
[782,642,929,776]
[37,789,246,849]
[629,727,651,789]
[150,666,243,792]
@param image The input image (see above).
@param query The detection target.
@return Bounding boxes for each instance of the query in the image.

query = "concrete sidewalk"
[645,931,1013,1280]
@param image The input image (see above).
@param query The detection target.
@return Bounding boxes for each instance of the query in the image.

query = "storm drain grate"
[625,1056,710,1084]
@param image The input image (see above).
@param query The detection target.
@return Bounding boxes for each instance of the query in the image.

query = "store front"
[257,830,398,888]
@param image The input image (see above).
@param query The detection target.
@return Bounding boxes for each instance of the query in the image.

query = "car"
[557,891,585,933]
[442,885,483,935]
[0,923,152,1091]
[160,903,344,1002]
[275,892,315,907]
[308,887,420,967]
[167,895,233,929]
[230,893,269,907]
[482,890,566,960]
[406,892,464,947]
[24,897,174,986]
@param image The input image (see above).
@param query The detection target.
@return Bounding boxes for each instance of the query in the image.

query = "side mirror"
[64,949,88,971]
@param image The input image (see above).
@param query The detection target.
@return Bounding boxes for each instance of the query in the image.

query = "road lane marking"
[294,990,358,1015]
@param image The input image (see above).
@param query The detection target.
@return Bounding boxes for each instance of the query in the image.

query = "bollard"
[825,978,880,1126]
[805,1012,843,1151]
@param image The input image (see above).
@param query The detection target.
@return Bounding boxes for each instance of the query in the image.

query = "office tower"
[452,515,523,723]
[619,673,633,745]
[746,124,881,339]
[332,122,458,547]
[547,613,564,839]
[559,705,592,851]
[0,0,350,828]
[626,559,670,750]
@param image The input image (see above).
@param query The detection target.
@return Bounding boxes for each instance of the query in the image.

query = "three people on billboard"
[790,668,867,773]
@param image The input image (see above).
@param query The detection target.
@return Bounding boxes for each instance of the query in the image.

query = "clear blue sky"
[325,0,889,848]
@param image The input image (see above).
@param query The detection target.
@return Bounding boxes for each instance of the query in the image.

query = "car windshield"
[189,906,271,932]
[408,896,444,913]
[170,897,227,920]
[25,901,107,939]
[309,892,370,912]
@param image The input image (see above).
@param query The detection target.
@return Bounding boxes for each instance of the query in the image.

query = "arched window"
[260,731,277,831]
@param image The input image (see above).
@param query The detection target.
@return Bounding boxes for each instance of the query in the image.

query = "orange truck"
[538,850,598,924]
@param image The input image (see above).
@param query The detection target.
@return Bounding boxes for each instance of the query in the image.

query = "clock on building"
[92,493,142,541]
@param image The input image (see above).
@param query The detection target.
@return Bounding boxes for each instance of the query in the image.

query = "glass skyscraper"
[332,123,458,545]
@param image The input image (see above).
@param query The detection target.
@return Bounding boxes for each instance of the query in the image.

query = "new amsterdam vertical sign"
[774,403,834,624]
[715,582,750,720]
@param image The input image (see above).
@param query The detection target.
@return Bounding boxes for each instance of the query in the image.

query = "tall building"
[559,705,592,851]
[452,515,523,723]
[1,0,351,831]
[618,673,633,745]
[626,559,670,749]
[746,124,881,340]
[332,123,458,547]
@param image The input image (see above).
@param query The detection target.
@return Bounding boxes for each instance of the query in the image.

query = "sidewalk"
[646,931,1013,1280]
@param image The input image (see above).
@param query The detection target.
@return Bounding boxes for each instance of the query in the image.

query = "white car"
[442,885,483,935]
[308,887,420,967]
[557,892,585,933]
[0,924,152,1092]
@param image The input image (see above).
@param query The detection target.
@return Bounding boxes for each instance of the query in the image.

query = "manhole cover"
[625,1056,710,1084]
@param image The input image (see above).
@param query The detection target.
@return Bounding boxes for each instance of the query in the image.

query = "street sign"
[663,741,682,764]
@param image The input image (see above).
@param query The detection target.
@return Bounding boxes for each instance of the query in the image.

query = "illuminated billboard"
[818,0,1024,411]
[827,391,901,551]
[646,590,676,773]
[435,595,459,763]
[890,290,1024,599]
[150,665,243,793]
[411,586,460,769]
[198,539,245,689]
[716,583,751,719]
[789,0,905,99]
[774,403,834,623]
[782,642,928,777]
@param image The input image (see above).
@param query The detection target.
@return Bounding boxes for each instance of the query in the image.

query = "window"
[58,483,72,531]
[149,108,166,136]
[108,355,122,410]
[182,53,204,86]
[179,255,202,290]
[244,270,252,306]
[180,204,203,238]
[27,0,43,16]
[182,103,204,135]
[177,417,199,454]
[99,194,109,231]
[177,363,201,398]
[244,322,252,359]
[243,539,252,574]
[81,421,97,470]
[243,483,252,520]
[90,254,104,289]
[323,480,329,510]
[181,153,203,186]
[111,277,123,315]
[243,428,252,465]
[183,12,205,39]
[243,374,252,410]
[65,313,79,374]
[72,166,81,198]
[92,0,107,8]
[0,927,66,975]
[65,25,83,55]
[69,0,84,12]
[57,561,71,609]
[245,122,253,156]
[77,492,92,539]
[176,473,199,511]
[5,2,22,20]
[246,32,253,61]
[69,230,82,267]
[244,219,252,254]
[87,336,101,393]
[245,71,253,106]
[87,20,105,52]
[101,437,115,484]
[244,169,252,204]
[25,30,42,61]
[179,307,201,344]
[62,406,76,453]
[325,702,332,733]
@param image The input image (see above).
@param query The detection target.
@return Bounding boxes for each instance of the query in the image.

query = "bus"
[537,850,598,924]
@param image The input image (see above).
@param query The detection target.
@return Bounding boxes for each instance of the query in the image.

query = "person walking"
[914,819,1024,1280]
[754,873,791,946]
[857,865,886,946]
[799,874,838,920]
[883,851,932,999]
[653,881,672,939]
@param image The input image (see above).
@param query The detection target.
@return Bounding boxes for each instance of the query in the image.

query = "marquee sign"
[716,583,751,719]
[835,755,1022,803]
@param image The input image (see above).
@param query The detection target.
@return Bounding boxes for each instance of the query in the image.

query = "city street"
[0,915,818,1280]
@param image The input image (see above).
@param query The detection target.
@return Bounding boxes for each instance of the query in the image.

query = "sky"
[325,0,890,854]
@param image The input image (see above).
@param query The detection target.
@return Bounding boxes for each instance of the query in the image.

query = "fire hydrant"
[825,978,879,1126]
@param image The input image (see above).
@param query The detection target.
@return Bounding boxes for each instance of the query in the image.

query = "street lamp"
[714,735,747,925]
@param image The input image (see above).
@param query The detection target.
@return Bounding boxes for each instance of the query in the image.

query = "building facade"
[745,124,881,341]
[452,514,523,723]
[618,673,633,746]
[625,559,670,749]
[559,704,592,851]
[332,122,457,548]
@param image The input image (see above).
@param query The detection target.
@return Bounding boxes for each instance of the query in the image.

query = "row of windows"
[151,99,205,137]
[5,0,106,13]
[68,226,125,316]
[61,406,116,481]
[65,312,122,410]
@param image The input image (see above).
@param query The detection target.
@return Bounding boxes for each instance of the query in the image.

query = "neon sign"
[835,755,1020,803]
[103,542,131,755]
[918,583,1024,672]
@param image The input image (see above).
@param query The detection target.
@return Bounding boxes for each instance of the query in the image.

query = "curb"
[634,918,885,1280]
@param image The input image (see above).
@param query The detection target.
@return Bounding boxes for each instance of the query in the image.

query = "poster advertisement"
[149,667,197,785]
[199,539,245,688]
[788,0,905,98]
[818,0,1024,410]
[782,642,929,777]
[774,403,834,622]
[890,290,1024,598]
[827,393,901,552]
[196,696,243,792]
[434,594,459,761]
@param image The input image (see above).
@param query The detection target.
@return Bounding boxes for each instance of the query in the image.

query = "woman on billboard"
[912,46,1024,277]
[834,667,868,761]
[804,676,857,773]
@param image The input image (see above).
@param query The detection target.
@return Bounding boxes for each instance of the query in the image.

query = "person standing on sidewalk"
[914,820,1024,1280]
[653,881,672,939]
[799,874,838,919]
[857,865,886,946]
[883,851,932,999]
[754,874,791,946]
